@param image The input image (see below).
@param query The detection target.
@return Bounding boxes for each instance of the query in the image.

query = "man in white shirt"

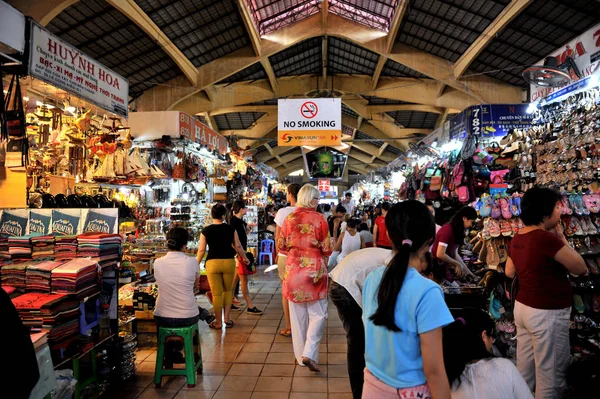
[274,183,301,337]
[329,248,393,399]
[341,192,355,215]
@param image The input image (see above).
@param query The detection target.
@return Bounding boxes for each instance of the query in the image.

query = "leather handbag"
[3,74,26,138]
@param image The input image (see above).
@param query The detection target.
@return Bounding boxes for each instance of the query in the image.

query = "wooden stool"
[154,324,202,388]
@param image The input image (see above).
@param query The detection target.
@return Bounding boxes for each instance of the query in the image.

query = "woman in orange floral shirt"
[277,184,332,372]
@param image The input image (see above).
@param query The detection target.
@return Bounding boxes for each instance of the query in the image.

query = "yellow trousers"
[205,259,236,317]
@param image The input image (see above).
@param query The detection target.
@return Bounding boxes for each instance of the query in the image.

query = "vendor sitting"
[153,227,214,365]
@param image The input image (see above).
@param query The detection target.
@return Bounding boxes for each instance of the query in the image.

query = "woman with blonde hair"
[277,184,332,372]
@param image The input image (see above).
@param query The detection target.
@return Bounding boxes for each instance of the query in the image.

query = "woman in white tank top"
[334,219,364,265]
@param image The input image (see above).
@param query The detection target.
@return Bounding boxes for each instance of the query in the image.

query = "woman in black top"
[230,200,263,315]
[197,204,249,329]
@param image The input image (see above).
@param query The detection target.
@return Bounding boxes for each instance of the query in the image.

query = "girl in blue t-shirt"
[363,201,453,399]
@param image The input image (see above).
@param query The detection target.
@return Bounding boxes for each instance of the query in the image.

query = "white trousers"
[514,301,571,399]
[289,298,328,365]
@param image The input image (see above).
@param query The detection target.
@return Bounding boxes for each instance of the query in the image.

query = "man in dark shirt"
[0,288,40,398]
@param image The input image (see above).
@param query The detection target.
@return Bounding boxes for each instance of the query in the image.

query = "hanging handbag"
[4,74,26,138]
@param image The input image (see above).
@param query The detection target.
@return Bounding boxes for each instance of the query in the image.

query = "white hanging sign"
[28,21,129,117]
[530,23,600,102]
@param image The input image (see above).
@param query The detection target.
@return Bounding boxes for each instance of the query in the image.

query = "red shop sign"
[179,112,228,155]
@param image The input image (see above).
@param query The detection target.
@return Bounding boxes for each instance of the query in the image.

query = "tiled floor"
[119,268,352,399]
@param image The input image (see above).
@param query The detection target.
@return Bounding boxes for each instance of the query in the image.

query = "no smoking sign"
[300,101,318,119]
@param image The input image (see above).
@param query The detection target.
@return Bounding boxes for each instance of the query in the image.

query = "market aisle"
[120,268,352,399]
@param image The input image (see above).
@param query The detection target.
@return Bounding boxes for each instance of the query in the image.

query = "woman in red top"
[431,206,477,279]
[373,202,392,249]
[506,187,587,399]
[277,184,332,372]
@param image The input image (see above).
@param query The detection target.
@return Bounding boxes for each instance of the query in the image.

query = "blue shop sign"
[449,104,533,140]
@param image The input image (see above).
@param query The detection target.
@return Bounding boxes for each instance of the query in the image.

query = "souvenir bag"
[3,74,26,139]
[2,74,27,167]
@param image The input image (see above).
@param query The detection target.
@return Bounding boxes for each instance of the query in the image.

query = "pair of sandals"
[209,320,234,329]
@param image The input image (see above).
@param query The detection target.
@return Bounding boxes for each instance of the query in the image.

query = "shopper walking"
[443,308,532,399]
[341,192,355,215]
[432,206,477,279]
[329,247,393,399]
[328,205,347,244]
[334,219,364,265]
[372,201,392,249]
[197,204,249,329]
[277,184,332,371]
[358,223,374,247]
[362,201,453,399]
[274,183,301,337]
[361,212,372,230]
[230,200,263,315]
[505,187,587,399]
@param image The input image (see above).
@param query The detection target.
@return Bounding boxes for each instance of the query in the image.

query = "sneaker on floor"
[246,307,263,315]
[231,304,241,311]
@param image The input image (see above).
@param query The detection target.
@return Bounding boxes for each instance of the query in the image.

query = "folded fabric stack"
[0,234,9,259]
[54,235,78,260]
[51,258,99,297]
[0,261,33,290]
[26,260,66,292]
[8,234,37,260]
[77,232,123,269]
[11,292,80,344]
[31,235,55,260]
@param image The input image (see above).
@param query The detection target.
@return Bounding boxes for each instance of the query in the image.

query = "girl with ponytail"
[362,201,453,399]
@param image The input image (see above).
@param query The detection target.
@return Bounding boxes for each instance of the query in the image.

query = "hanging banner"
[530,23,600,102]
[449,104,533,140]
[178,112,228,155]
[28,21,129,118]
[278,99,342,146]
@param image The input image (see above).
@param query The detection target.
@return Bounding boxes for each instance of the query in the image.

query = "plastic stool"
[258,239,274,265]
[154,324,203,388]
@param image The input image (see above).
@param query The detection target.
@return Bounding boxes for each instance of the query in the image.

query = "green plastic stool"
[154,323,203,388]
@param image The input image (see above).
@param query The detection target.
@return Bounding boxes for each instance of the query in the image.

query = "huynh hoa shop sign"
[28,21,129,118]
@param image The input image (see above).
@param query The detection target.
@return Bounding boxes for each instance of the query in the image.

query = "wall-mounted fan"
[522,56,581,88]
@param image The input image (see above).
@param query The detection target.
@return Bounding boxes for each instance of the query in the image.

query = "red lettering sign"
[178,112,228,155]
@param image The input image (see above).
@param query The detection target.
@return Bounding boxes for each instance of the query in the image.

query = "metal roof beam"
[385,0,409,53]
[368,104,448,115]
[107,0,198,85]
[237,0,261,56]
[7,0,78,27]
[372,56,386,90]
[454,0,534,77]
[135,13,522,112]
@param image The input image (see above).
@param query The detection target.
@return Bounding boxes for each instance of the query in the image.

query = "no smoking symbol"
[300,101,318,119]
